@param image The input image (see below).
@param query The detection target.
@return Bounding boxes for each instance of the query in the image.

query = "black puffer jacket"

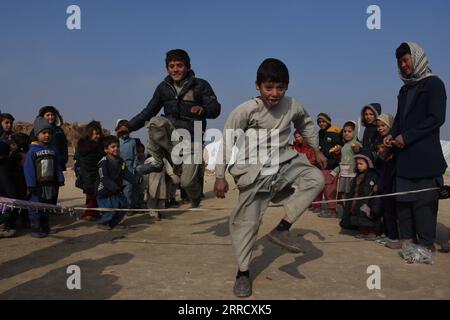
[74,138,105,194]
[128,70,221,136]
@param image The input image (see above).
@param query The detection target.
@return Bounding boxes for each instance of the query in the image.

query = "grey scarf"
[398,42,434,86]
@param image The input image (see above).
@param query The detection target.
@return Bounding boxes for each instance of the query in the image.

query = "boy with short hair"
[95,135,142,230]
[128,49,221,208]
[214,58,326,297]
[24,117,65,238]
[0,113,15,143]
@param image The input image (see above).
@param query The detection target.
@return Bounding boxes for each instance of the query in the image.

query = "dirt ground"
[0,171,449,300]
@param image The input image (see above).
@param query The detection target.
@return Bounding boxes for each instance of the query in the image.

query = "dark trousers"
[397,195,439,247]
[382,197,398,240]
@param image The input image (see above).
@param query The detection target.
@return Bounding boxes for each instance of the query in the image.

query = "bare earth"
[0,171,449,300]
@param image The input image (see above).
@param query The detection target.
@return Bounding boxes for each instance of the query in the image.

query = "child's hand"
[351,143,360,153]
[329,145,341,154]
[360,204,371,218]
[214,178,229,198]
[170,174,181,186]
[191,106,204,115]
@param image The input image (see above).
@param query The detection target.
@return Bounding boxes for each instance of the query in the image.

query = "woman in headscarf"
[385,42,447,253]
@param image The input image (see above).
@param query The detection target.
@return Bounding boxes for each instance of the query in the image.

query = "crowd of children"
[0,103,186,237]
[290,104,412,248]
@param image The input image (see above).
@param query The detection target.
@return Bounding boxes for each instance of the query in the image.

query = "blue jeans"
[123,181,139,209]
[96,194,128,228]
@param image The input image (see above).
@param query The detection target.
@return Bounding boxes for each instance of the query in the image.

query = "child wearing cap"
[314,113,341,217]
[30,106,69,171]
[24,117,65,238]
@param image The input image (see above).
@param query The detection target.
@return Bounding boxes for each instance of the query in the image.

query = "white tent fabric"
[441,140,450,171]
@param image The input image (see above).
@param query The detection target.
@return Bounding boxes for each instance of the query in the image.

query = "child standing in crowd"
[341,151,381,239]
[74,121,105,220]
[0,141,17,238]
[24,117,65,238]
[95,135,141,230]
[314,113,341,217]
[376,141,398,245]
[10,133,32,230]
[291,131,318,166]
[115,119,139,210]
[31,106,69,172]
[331,121,362,214]
[136,141,148,209]
[355,103,382,157]
[376,113,394,144]
[0,113,15,143]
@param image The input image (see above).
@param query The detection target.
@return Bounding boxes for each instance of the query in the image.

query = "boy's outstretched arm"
[128,86,163,132]
[214,104,248,198]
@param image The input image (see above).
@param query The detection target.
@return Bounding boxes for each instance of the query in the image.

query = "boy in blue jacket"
[96,135,142,230]
[24,117,65,238]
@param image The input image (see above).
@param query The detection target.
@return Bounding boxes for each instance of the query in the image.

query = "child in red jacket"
[291,131,318,166]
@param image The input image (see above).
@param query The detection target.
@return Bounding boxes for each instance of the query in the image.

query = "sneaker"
[386,239,412,250]
[97,224,112,231]
[267,229,304,253]
[233,275,252,298]
[136,159,163,175]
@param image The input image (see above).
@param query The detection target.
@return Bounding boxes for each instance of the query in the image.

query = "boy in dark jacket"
[74,121,105,220]
[24,117,65,238]
[128,49,221,208]
[95,136,141,230]
[30,106,69,171]
[340,150,381,238]
[314,113,341,215]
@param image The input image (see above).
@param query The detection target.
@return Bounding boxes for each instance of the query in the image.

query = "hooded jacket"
[128,70,221,137]
[361,103,382,155]
[30,108,69,171]
[74,136,105,194]
[332,122,361,177]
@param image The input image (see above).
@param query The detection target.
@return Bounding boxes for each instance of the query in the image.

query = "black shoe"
[191,198,201,208]
[233,274,252,298]
[267,229,304,253]
[136,159,163,175]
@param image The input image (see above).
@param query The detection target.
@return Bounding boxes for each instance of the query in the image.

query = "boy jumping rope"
[214,58,327,297]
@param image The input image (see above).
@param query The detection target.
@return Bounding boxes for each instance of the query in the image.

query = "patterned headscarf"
[399,42,433,85]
